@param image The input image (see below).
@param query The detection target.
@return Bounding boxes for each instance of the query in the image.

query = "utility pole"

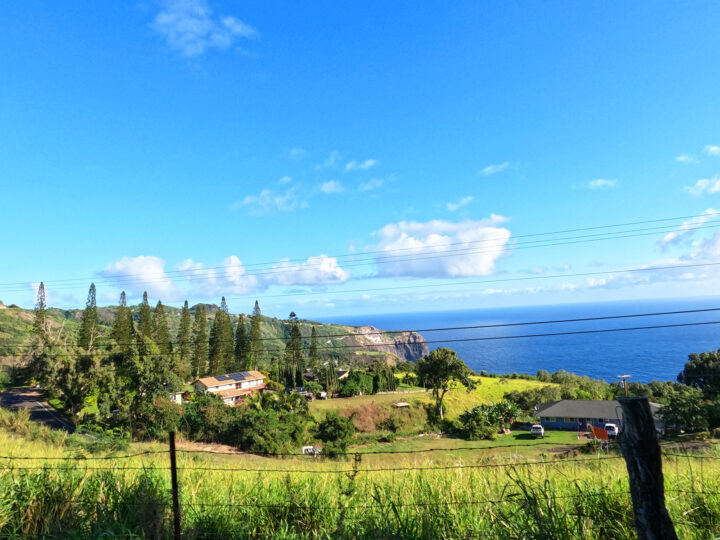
[618,374,631,397]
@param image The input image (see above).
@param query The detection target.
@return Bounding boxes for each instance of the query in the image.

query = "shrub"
[315,412,355,458]
[711,427,720,439]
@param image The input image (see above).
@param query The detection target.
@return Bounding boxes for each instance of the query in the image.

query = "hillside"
[0,300,428,367]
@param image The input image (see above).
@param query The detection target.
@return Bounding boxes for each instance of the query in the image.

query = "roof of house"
[216,387,252,399]
[196,370,265,389]
[535,400,662,420]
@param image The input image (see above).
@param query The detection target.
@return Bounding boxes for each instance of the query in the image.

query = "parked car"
[302,446,320,455]
[531,424,545,438]
[604,423,618,438]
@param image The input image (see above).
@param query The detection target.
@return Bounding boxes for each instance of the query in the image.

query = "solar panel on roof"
[241,371,251,377]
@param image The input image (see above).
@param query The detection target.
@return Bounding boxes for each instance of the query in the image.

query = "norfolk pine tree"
[176,300,192,381]
[249,300,265,369]
[192,304,209,377]
[234,314,249,370]
[32,282,49,346]
[209,297,234,374]
[78,283,99,351]
[111,291,135,356]
[152,300,173,356]
[138,291,153,340]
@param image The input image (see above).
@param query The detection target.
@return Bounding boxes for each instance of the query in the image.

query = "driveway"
[0,388,75,433]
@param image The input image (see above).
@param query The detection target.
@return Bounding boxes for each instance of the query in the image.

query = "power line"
[4,319,720,358]
[4,216,719,294]
[4,304,720,350]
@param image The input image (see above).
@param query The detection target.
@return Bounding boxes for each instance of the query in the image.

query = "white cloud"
[446,196,473,212]
[288,147,305,160]
[657,209,719,250]
[236,187,303,215]
[345,159,379,172]
[685,177,720,196]
[704,145,720,156]
[320,180,343,194]
[270,255,350,286]
[676,154,699,164]
[587,179,617,189]
[479,162,509,176]
[372,216,511,278]
[178,255,260,296]
[101,256,180,299]
[316,150,341,171]
[278,176,292,184]
[359,178,384,191]
[152,0,258,57]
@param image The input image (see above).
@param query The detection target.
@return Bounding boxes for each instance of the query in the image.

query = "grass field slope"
[0,414,717,539]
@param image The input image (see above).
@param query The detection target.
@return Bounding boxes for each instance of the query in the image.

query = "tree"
[319,362,339,396]
[416,348,476,421]
[234,315,249,371]
[678,349,720,399]
[315,411,355,457]
[111,291,135,355]
[152,301,173,356]
[659,387,709,432]
[282,312,304,388]
[249,300,265,369]
[309,326,318,365]
[192,305,209,378]
[77,283,99,351]
[138,291,153,340]
[209,297,234,375]
[176,300,192,381]
[32,282,49,346]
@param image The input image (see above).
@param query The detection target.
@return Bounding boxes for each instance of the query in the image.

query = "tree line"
[27,282,337,437]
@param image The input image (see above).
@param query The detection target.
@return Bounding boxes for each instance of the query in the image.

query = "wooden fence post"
[617,397,678,540]
[169,430,182,540]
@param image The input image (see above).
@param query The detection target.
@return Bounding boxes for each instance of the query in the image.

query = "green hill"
[0,300,428,368]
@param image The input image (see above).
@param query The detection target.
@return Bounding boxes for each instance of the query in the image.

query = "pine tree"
[209,297,234,375]
[310,326,318,366]
[111,291,135,354]
[78,283,99,351]
[152,300,173,356]
[249,300,265,369]
[234,315,249,370]
[176,300,192,381]
[192,305,209,378]
[32,282,49,345]
[138,291,153,340]
[283,312,304,388]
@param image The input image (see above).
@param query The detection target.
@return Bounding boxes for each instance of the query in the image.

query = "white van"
[604,423,618,438]
[531,424,545,438]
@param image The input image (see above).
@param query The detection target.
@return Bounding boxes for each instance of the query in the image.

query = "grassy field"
[310,376,554,426]
[0,423,718,538]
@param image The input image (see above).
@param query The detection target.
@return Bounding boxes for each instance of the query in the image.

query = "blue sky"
[2,1,720,318]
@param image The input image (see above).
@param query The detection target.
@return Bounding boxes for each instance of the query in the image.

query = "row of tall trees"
[31,283,326,386]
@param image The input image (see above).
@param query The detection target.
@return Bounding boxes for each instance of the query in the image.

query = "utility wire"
[4,311,720,354]
[3,305,720,351]
[5,211,716,290]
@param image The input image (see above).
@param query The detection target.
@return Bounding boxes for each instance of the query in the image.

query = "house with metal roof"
[194,371,266,406]
[534,399,663,431]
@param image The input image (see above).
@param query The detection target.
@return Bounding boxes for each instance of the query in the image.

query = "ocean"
[321,297,720,383]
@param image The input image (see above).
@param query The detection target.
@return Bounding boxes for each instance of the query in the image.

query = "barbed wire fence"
[0,401,717,539]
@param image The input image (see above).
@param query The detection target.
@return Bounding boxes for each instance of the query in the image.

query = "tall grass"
[0,446,718,538]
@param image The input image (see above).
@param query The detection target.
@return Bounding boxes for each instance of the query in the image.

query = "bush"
[315,412,355,458]
[712,427,720,439]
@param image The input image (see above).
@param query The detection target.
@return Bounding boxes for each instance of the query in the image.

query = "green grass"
[0,424,717,538]
[354,429,581,456]
[310,376,555,423]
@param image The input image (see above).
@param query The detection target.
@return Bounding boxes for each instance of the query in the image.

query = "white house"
[194,370,267,406]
